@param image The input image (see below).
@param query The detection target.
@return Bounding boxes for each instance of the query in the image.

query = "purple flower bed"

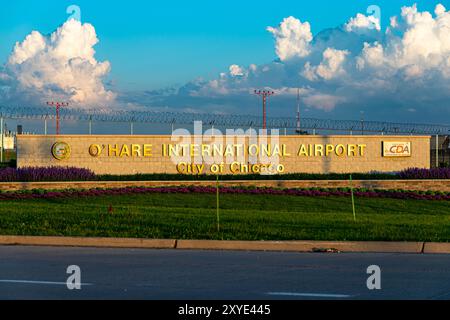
[0,167,95,182]
[0,186,448,201]
[397,168,450,180]
[0,167,449,182]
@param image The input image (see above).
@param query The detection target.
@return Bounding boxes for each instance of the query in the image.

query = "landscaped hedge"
[96,172,397,181]
[0,166,449,182]
[0,186,449,201]
[397,168,450,179]
[0,167,95,182]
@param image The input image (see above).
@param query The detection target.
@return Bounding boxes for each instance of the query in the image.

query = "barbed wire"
[1,105,449,135]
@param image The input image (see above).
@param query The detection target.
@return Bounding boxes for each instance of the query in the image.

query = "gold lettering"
[89,144,102,157]
[225,145,234,157]
[143,144,152,157]
[108,144,119,157]
[180,144,189,157]
[273,145,281,157]
[282,144,290,157]
[120,145,131,157]
[314,144,324,157]
[335,144,345,157]
[202,144,211,157]
[359,144,367,156]
[131,144,141,157]
[190,144,200,157]
[230,162,240,174]
[213,144,223,157]
[298,145,308,157]
[347,144,357,156]
[251,164,260,174]
[169,145,179,157]
[177,162,186,174]
[248,144,259,156]
[234,144,243,157]
[196,164,205,174]
[326,144,335,156]
[261,144,271,157]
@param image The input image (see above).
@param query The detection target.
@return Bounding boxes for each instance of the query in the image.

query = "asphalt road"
[1,246,450,300]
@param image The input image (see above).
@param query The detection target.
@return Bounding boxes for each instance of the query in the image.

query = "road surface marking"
[267,292,352,298]
[0,280,93,286]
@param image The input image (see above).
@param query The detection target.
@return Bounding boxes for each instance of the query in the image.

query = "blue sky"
[1,1,449,124]
[0,0,443,91]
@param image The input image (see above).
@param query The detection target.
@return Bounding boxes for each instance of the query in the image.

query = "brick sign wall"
[17,135,430,175]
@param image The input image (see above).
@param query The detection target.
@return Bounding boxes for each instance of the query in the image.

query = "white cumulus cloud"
[1,19,115,107]
[303,48,350,81]
[145,3,450,122]
[229,64,245,77]
[345,13,381,32]
[267,16,313,61]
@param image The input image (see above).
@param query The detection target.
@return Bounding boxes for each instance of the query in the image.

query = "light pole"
[254,90,275,130]
[47,102,69,135]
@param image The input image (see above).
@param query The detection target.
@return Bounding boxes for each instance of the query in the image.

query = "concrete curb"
[0,236,439,254]
[423,243,450,254]
[176,240,425,253]
[0,236,177,249]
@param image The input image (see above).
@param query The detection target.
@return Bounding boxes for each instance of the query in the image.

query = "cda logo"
[52,142,71,160]
[383,142,411,157]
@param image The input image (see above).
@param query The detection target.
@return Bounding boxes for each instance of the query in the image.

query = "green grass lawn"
[0,193,449,241]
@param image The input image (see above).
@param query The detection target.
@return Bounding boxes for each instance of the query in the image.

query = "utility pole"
[436,134,439,168]
[89,115,93,135]
[47,102,69,135]
[254,90,275,130]
[296,88,301,134]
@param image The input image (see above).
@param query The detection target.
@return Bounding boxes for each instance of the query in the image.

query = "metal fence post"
[436,134,439,168]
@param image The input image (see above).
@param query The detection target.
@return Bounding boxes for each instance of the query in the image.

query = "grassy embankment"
[0,192,449,241]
